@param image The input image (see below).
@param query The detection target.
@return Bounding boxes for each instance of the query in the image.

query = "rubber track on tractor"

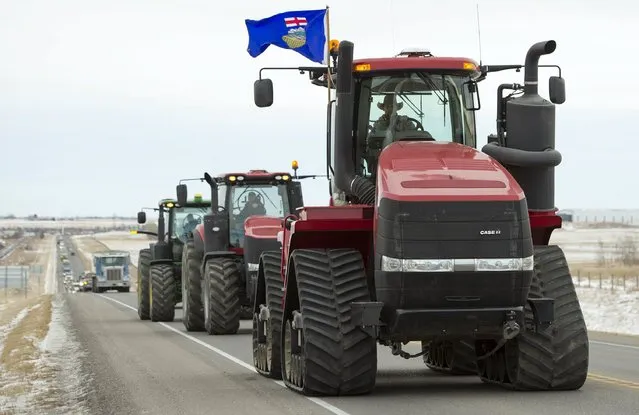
[285,248,377,396]
[204,258,241,335]
[150,264,176,322]
[253,251,284,379]
[422,340,477,375]
[137,248,151,320]
[479,245,589,390]
[182,241,204,331]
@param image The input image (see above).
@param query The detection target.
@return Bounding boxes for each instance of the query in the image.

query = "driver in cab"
[371,94,418,133]
[238,192,266,220]
[181,213,200,239]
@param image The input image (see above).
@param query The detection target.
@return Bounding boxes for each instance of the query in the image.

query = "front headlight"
[381,255,534,272]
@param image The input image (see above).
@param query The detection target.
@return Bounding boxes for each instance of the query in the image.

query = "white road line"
[590,340,639,351]
[97,294,351,415]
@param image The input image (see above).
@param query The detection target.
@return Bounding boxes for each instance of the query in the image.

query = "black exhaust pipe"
[523,41,556,95]
[333,40,376,205]
[482,40,562,212]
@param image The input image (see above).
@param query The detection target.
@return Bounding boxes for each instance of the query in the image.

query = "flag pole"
[325,5,332,103]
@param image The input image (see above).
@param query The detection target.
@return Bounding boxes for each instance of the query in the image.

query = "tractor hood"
[244,216,283,240]
[376,141,525,203]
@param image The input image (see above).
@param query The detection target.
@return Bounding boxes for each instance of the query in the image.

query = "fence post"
[4,266,7,301]
[599,273,602,288]
[623,275,626,291]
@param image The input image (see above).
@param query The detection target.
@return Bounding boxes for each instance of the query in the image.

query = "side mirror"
[549,76,566,104]
[137,211,146,224]
[203,172,213,185]
[254,79,274,108]
[176,184,188,206]
[462,81,481,110]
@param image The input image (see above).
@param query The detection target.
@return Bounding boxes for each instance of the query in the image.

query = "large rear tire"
[137,249,151,320]
[182,241,205,331]
[282,249,377,396]
[149,263,176,322]
[422,340,477,375]
[203,258,241,335]
[478,245,589,390]
[253,251,284,379]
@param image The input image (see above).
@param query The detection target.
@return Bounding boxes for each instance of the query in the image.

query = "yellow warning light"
[228,175,237,182]
[165,202,174,208]
[291,160,299,171]
[129,230,138,235]
[463,62,477,70]
[194,193,203,202]
[329,39,340,53]
[354,63,371,72]
[282,175,290,181]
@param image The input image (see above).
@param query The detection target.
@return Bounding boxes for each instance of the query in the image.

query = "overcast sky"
[0,0,636,216]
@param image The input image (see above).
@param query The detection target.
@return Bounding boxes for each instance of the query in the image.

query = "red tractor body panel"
[244,216,282,239]
[376,141,525,203]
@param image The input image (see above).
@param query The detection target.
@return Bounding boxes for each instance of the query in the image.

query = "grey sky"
[1,0,636,216]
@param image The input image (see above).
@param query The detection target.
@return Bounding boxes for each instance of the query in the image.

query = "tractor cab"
[219,170,303,249]
[178,169,304,251]
[136,196,211,264]
[347,54,482,181]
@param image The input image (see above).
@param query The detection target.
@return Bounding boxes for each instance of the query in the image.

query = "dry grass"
[0,295,65,413]
[1,237,52,305]
[570,262,639,278]
[1,295,52,374]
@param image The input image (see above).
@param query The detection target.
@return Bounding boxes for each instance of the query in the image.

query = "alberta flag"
[245,9,328,64]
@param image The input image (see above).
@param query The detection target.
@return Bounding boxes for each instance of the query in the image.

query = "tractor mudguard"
[150,258,173,267]
[201,251,237,275]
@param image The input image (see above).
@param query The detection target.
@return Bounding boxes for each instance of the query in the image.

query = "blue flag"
[245,9,327,64]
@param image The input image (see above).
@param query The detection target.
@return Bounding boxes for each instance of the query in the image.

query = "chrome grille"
[106,268,123,281]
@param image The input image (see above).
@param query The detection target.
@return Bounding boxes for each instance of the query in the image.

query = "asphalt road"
[61,236,639,415]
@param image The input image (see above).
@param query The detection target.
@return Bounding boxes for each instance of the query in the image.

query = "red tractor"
[249,39,589,395]
[176,168,317,335]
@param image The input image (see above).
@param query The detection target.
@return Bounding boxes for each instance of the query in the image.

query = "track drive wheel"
[181,241,205,331]
[282,249,377,396]
[203,258,241,335]
[137,248,151,320]
[478,245,589,390]
[422,340,477,375]
[253,251,284,379]
[149,263,176,322]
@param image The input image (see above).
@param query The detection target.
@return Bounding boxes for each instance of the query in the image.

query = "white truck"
[91,251,131,293]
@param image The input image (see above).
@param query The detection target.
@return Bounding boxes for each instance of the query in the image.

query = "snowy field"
[550,226,639,263]
[0,218,137,230]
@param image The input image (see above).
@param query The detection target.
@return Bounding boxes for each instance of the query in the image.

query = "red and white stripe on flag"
[284,17,308,27]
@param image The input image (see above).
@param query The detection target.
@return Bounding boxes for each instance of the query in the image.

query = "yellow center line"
[588,373,639,390]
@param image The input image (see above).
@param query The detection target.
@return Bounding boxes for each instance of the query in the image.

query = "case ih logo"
[480,229,502,235]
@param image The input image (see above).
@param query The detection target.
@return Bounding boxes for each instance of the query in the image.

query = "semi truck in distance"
[91,251,131,293]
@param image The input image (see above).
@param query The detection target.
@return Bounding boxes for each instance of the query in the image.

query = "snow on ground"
[550,226,639,263]
[44,237,58,294]
[575,286,639,336]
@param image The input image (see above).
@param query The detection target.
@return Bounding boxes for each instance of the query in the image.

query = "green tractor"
[135,193,210,324]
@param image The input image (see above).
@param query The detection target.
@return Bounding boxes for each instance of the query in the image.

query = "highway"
[62,236,639,415]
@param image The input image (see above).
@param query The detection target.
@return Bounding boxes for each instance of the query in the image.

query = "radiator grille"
[106,268,123,281]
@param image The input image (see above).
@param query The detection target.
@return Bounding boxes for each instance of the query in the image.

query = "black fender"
[201,250,238,276]
[152,241,173,261]
[150,258,173,267]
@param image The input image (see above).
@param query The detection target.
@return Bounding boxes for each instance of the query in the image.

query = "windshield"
[100,257,127,266]
[172,206,210,243]
[355,72,477,177]
[229,184,291,248]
